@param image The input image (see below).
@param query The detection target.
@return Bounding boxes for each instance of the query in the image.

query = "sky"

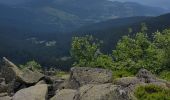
[110,0,170,10]
[1,0,170,10]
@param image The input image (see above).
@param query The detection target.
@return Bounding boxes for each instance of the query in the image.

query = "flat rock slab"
[78,83,127,100]
[50,89,78,100]
[12,84,48,100]
[71,67,112,86]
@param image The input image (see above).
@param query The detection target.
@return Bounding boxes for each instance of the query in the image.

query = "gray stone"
[20,68,44,84]
[61,67,113,89]
[50,89,78,100]
[136,69,156,83]
[114,77,141,87]
[1,57,22,83]
[0,96,11,100]
[1,57,44,84]
[12,84,48,100]
[78,83,129,100]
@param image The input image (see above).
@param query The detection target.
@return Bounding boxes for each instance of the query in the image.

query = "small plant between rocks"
[134,84,170,100]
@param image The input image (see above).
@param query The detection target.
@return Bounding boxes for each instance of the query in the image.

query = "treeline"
[70,28,170,79]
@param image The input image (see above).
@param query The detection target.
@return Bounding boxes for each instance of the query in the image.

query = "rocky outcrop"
[1,57,44,85]
[20,68,44,84]
[51,84,129,100]
[50,89,78,100]
[12,84,48,100]
[78,83,128,100]
[59,67,113,89]
[136,68,157,83]
[114,77,141,87]
[1,57,22,83]
[0,57,169,100]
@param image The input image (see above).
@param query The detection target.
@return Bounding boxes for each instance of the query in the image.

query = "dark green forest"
[1,13,170,71]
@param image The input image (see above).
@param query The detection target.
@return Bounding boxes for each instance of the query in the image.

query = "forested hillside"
[0,13,170,70]
[75,13,170,53]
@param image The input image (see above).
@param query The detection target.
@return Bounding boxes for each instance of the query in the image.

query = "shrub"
[71,35,114,69]
[159,71,170,81]
[134,84,170,100]
[19,60,42,71]
[113,32,165,74]
[112,69,134,79]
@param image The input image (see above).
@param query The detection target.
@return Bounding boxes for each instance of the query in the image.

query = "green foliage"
[71,35,114,68]
[134,84,170,100]
[112,69,134,79]
[71,29,170,77]
[19,60,42,71]
[113,32,165,73]
[159,71,170,81]
[94,54,114,69]
[71,35,101,67]
[154,29,170,71]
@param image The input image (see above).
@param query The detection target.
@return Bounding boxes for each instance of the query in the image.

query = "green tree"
[113,32,165,73]
[154,29,170,71]
[71,35,114,68]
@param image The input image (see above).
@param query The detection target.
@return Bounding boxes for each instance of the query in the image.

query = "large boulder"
[1,57,44,84]
[20,68,44,84]
[60,67,113,89]
[78,83,129,100]
[136,69,156,83]
[1,57,22,83]
[12,84,48,100]
[50,89,78,100]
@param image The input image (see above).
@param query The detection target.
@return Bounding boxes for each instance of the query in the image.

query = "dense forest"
[1,13,170,70]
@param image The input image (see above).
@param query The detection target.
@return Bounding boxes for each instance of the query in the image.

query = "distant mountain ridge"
[74,13,170,53]
[0,0,166,33]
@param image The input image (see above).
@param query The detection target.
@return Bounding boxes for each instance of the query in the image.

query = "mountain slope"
[0,13,170,70]
[74,13,170,53]
[0,0,166,33]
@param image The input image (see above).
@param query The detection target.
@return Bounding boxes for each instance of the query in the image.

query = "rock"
[78,83,129,100]
[50,89,78,100]
[59,78,79,90]
[62,67,113,89]
[12,84,48,100]
[36,80,46,85]
[43,76,65,99]
[19,68,44,84]
[0,78,8,93]
[1,57,22,83]
[52,79,65,95]
[136,69,156,83]
[0,96,12,100]
[114,77,141,87]
[1,57,44,84]
[0,93,8,97]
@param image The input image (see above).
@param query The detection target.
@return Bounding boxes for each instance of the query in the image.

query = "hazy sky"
[1,0,170,10]
[110,0,170,10]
